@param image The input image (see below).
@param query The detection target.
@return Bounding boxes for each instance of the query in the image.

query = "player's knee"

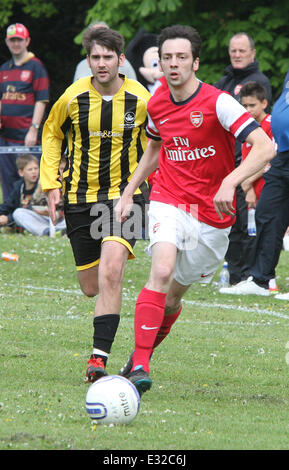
[77,266,99,297]
[80,283,99,297]
[101,262,124,290]
[151,265,174,288]
[78,274,99,297]
[12,207,23,221]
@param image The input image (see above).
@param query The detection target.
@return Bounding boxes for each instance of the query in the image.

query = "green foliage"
[0,0,57,27]
[0,0,16,26]
[186,4,289,99]
[0,0,288,120]
[0,0,91,105]
[18,0,57,18]
[80,0,289,100]
[79,0,187,43]
[137,0,182,15]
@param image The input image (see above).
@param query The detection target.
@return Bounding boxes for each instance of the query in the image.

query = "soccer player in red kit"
[115,25,275,395]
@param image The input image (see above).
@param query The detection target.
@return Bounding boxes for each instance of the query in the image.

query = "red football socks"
[132,287,166,372]
[152,305,182,349]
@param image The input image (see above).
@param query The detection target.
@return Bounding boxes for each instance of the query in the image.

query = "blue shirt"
[271,70,289,152]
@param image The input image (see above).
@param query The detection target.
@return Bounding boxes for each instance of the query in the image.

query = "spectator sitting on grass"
[0,153,66,235]
[12,155,67,236]
[0,153,39,232]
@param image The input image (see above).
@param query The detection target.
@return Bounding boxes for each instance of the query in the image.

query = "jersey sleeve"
[146,111,162,140]
[40,93,69,191]
[216,92,260,142]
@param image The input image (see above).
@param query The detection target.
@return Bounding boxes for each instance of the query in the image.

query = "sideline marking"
[184,299,289,321]
[3,283,289,321]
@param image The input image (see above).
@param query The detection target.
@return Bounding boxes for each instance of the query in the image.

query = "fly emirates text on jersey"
[164,136,216,162]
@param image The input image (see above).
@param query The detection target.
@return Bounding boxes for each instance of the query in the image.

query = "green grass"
[1,233,289,450]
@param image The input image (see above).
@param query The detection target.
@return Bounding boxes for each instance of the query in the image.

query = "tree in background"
[0,0,91,106]
[79,0,289,99]
[0,0,288,105]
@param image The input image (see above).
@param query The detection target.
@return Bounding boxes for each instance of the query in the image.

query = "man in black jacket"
[215,32,272,285]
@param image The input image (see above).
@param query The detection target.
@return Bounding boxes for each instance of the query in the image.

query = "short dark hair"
[240,81,267,102]
[82,26,124,57]
[158,24,202,60]
[16,154,39,171]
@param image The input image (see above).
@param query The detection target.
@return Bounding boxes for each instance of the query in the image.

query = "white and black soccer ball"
[86,375,140,425]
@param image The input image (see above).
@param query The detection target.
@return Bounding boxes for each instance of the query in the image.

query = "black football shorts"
[64,197,146,271]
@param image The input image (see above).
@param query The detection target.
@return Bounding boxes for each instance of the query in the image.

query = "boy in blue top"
[0,153,66,235]
[0,154,39,230]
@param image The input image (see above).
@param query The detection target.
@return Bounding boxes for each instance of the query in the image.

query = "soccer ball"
[85,375,140,425]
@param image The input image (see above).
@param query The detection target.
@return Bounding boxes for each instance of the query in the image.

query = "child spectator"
[0,153,39,231]
[12,155,66,235]
[220,81,278,294]
[240,81,275,206]
[0,154,65,235]
[239,81,278,293]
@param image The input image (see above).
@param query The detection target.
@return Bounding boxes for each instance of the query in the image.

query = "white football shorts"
[147,201,231,286]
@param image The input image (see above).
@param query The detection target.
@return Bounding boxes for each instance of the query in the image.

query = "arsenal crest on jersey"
[20,70,31,82]
[190,111,203,128]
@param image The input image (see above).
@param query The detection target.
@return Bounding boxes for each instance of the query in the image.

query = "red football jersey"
[146,81,259,228]
[241,114,274,200]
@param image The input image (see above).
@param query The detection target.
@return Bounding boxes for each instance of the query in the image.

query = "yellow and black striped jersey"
[40,75,151,204]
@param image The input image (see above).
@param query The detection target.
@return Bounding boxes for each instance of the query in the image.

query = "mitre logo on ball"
[85,375,140,425]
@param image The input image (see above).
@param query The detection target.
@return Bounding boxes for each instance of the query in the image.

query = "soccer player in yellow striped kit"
[40,25,151,384]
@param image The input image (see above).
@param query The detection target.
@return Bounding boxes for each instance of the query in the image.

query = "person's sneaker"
[119,351,154,378]
[127,366,152,396]
[269,278,279,295]
[118,351,134,378]
[84,355,108,383]
[219,276,269,296]
[275,292,289,300]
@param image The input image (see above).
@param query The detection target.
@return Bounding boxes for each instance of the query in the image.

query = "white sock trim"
[92,348,109,358]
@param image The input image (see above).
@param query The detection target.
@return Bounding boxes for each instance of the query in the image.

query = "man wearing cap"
[0,23,50,201]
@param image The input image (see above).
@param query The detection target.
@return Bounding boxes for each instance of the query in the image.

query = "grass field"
[0,232,289,451]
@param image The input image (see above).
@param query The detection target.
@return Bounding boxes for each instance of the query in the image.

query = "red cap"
[6,23,29,39]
